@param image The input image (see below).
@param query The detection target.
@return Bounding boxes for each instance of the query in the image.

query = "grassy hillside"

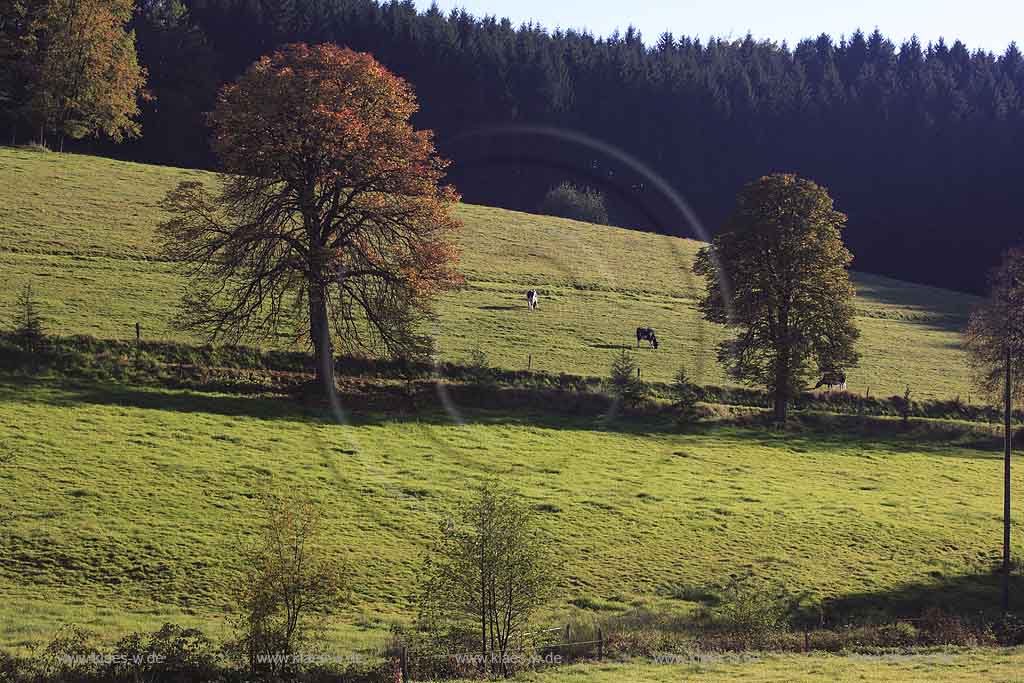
[1,379,1022,650]
[0,147,978,401]
[0,148,1012,662]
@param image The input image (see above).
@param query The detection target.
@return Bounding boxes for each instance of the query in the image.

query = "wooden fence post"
[597,627,603,660]
[400,645,409,682]
[528,354,532,371]
[135,322,141,345]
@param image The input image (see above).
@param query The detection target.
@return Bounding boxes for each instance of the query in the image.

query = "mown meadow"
[1,377,1022,651]
[0,147,1019,679]
[0,147,977,400]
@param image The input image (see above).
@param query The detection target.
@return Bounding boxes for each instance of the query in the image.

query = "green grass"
[0,147,1013,671]
[0,146,978,400]
[0,379,1021,651]
[488,649,1024,682]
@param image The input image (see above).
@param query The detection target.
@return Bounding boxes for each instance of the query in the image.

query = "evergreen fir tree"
[607,349,646,407]
[12,283,44,352]
[670,366,700,424]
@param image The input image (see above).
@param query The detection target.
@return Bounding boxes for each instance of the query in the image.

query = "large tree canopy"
[694,173,860,421]
[159,42,462,396]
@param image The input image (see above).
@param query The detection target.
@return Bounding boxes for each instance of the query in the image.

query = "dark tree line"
[15,0,1024,292]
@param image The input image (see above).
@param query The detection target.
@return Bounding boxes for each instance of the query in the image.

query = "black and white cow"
[526,290,539,310]
[814,371,847,391]
[636,327,659,349]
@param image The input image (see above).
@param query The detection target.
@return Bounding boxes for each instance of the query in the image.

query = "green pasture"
[0,147,977,400]
[0,379,1021,650]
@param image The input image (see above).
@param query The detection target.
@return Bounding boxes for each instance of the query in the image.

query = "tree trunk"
[1003,345,1012,613]
[773,352,790,423]
[773,389,788,423]
[773,306,795,423]
[308,284,335,398]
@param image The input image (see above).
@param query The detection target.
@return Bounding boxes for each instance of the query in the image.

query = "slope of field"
[0,147,978,400]
[1,147,1011,658]
[1,379,1022,649]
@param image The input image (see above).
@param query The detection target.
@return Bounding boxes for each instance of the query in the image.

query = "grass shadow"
[0,377,673,437]
[823,572,1024,621]
[0,377,1009,455]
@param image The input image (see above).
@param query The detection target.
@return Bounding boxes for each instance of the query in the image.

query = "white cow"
[526,290,539,310]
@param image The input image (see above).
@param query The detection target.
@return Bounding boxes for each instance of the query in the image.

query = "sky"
[414,0,1022,54]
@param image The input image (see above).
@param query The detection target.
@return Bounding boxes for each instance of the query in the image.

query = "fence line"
[398,637,606,663]
[394,627,607,681]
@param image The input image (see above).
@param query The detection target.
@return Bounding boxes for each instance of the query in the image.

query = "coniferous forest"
[11,0,1024,292]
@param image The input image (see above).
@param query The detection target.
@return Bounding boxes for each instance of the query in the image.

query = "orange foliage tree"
[159,43,462,396]
[29,0,147,147]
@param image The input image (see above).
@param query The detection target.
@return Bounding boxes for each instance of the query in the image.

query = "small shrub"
[918,607,975,646]
[105,623,219,682]
[670,366,700,424]
[897,386,912,426]
[992,612,1024,645]
[607,350,647,407]
[539,182,609,225]
[658,582,719,605]
[465,348,492,386]
[711,573,790,647]
[35,624,102,683]
[415,483,557,677]
[0,649,27,681]
[11,283,45,353]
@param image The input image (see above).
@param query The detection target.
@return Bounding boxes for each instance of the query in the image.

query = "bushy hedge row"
[0,623,395,683]
[0,333,1012,424]
[4,609,1022,683]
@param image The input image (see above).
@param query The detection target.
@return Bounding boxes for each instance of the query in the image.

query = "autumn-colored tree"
[18,0,146,147]
[159,43,462,397]
[694,174,860,422]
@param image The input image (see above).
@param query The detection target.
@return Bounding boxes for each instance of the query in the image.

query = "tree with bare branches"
[964,247,1024,613]
[964,248,1024,403]
[230,493,348,678]
[416,484,556,677]
[159,43,462,397]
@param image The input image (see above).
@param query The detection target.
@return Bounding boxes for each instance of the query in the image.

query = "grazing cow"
[526,290,539,310]
[636,327,659,349]
[814,371,847,391]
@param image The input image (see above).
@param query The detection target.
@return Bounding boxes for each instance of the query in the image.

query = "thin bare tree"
[964,247,1024,612]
